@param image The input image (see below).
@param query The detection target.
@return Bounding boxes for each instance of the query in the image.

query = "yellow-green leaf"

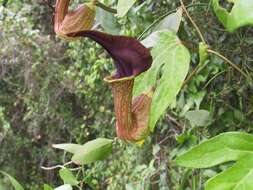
[185,109,211,127]
[134,31,190,131]
[205,155,253,190]
[71,138,113,165]
[44,184,54,190]
[175,132,253,168]
[117,0,137,17]
[52,144,84,154]
[0,171,24,190]
[59,168,79,186]
[212,0,253,32]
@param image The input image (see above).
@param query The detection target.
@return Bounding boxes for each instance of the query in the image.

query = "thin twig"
[178,0,251,85]
[180,0,207,44]
[202,70,227,89]
[41,0,54,11]
[41,161,73,171]
[69,167,82,171]
[183,49,253,86]
[166,114,183,131]
[94,0,117,14]
[137,3,208,40]
[183,65,201,87]
[207,49,253,84]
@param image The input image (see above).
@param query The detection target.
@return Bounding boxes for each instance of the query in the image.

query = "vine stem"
[182,65,203,87]
[93,0,117,14]
[183,49,252,86]
[207,49,252,83]
[202,70,227,89]
[41,161,72,170]
[137,3,208,40]
[178,0,252,85]
[40,161,81,171]
[179,0,207,44]
[41,0,54,11]
[41,0,117,14]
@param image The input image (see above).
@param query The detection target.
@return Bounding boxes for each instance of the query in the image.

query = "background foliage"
[0,0,253,189]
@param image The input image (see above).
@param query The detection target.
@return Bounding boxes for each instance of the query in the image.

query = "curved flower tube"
[104,76,153,142]
[68,30,152,78]
[53,0,153,142]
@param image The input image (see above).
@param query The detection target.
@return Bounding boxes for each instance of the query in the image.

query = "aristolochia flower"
[54,1,153,142]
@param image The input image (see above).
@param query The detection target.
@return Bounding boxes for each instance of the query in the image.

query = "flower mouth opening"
[104,75,135,84]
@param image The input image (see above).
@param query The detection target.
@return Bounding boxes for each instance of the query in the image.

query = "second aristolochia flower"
[54,0,96,40]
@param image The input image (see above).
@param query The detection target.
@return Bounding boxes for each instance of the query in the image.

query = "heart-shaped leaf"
[175,132,253,168]
[176,132,253,190]
[205,155,253,190]
[71,138,113,165]
[134,31,190,131]
[212,0,253,32]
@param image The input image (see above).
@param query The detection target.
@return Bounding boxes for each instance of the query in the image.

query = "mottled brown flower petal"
[105,76,153,142]
[54,0,95,40]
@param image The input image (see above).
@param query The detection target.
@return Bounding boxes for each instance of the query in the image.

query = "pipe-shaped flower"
[69,31,153,142]
[54,0,96,40]
[104,76,153,142]
[53,1,153,142]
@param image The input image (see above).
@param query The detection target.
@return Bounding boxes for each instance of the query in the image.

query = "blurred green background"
[0,0,253,189]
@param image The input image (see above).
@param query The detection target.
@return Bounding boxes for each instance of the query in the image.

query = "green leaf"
[52,144,84,154]
[205,155,253,190]
[199,42,209,66]
[141,8,183,48]
[185,110,211,127]
[0,171,24,190]
[59,168,79,186]
[153,8,183,32]
[71,138,113,165]
[54,184,72,190]
[141,30,167,48]
[175,132,253,168]
[96,8,120,35]
[212,0,253,32]
[134,31,190,131]
[44,184,54,190]
[117,0,137,17]
[0,183,7,190]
